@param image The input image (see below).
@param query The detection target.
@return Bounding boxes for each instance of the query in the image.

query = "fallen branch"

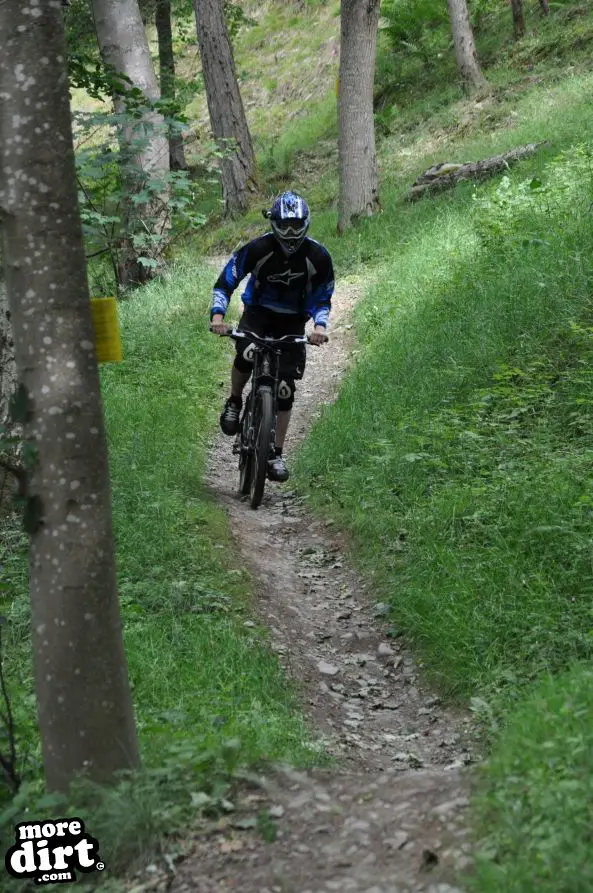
[407,142,549,201]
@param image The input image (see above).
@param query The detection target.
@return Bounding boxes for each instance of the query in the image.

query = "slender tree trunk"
[0,0,140,793]
[194,0,258,216]
[447,0,489,94]
[156,0,187,171]
[91,0,170,287]
[510,0,526,38]
[337,0,381,234]
[539,0,549,15]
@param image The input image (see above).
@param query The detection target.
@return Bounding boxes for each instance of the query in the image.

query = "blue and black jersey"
[211,233,334,328]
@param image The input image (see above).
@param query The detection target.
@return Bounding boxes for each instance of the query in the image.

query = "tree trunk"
[539,0,549,15]
[510,0,526,38]
[194,0,258,216]
[156,0,187,171]
[447,0,489,94]
[91,0,170,287]
[337,0,381,234]
[0,0,140,793]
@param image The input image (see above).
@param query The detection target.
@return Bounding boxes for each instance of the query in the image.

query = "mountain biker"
[210,191,334,483]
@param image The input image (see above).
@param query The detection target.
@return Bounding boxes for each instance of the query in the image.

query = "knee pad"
[234,341,256,374]
[277,379,295,411]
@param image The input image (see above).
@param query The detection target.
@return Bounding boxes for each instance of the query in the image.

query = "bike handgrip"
[209,323,234,336]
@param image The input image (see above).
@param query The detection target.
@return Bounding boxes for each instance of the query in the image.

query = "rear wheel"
[250,387,274,510]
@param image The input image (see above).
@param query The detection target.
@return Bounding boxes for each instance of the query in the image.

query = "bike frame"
[211,323,327,506]
[231,327,308,467]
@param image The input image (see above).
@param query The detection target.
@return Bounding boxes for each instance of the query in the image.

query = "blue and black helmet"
[264,191,311,254]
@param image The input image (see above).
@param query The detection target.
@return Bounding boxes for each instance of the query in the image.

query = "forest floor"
[149,266,483,893]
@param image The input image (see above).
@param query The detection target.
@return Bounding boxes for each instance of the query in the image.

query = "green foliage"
[470,663,593,893]
[472,144,593,250]
[224,0,257,38]
[73,100,209,294]
[376,0,457,113]
[380,0,449,55]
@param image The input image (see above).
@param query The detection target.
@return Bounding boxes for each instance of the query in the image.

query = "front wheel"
[250,387,274,510]
[238,403,252,496]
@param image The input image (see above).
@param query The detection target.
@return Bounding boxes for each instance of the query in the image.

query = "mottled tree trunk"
[156,0,187,171]
[447,0,489,94]
[0,0,140,793]
[337,0,381,234]
[510,0,526,38]
[194,0,258,216]
[91,0,170,287]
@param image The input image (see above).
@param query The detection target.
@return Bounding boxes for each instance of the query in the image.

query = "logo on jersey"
[267,270,305,287]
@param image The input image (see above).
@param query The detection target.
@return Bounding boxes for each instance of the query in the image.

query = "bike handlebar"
[209,324,329,345]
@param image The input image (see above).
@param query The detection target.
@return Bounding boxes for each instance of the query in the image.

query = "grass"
[469,663,593,892]
[296,95,593,697]
[290,70,593,893]
[0,264,321,887]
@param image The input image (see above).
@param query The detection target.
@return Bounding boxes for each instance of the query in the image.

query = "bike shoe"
[267,455,290,482]
[220,397,242,436]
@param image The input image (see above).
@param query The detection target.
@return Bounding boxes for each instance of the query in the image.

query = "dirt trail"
[166,267,479,893]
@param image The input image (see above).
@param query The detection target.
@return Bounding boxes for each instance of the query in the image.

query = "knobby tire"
[250,388,273,510]
[238,402,252,495]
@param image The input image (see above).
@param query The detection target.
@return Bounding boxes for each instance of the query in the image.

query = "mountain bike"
[212,325,328,509]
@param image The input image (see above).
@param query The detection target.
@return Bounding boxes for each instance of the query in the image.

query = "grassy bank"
[0,265,318,884]
[292,74,593,893]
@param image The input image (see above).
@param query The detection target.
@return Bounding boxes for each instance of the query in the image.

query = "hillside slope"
[189,3,593,891]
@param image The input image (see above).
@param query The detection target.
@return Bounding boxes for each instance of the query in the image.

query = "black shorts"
[234,306,307,381]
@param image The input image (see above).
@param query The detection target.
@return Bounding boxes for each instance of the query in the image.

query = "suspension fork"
[241,349,262,451]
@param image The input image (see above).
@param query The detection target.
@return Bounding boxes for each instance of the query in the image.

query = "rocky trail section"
[157,266,480,893]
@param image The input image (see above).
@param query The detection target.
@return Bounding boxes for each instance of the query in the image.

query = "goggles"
[273,218,308,236]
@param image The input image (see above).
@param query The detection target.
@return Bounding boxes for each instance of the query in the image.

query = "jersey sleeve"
[309,247,335,328]
[211,242,254,319]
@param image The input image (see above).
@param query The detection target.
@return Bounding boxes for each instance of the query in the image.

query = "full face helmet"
[265,192,311,255]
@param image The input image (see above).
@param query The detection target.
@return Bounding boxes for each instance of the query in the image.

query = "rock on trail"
[160,265,479,893]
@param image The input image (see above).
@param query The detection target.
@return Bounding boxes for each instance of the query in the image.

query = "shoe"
[220,397,242,436]
[267,454,290,482]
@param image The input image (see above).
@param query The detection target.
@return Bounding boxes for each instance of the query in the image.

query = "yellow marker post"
[90,296,123,363]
